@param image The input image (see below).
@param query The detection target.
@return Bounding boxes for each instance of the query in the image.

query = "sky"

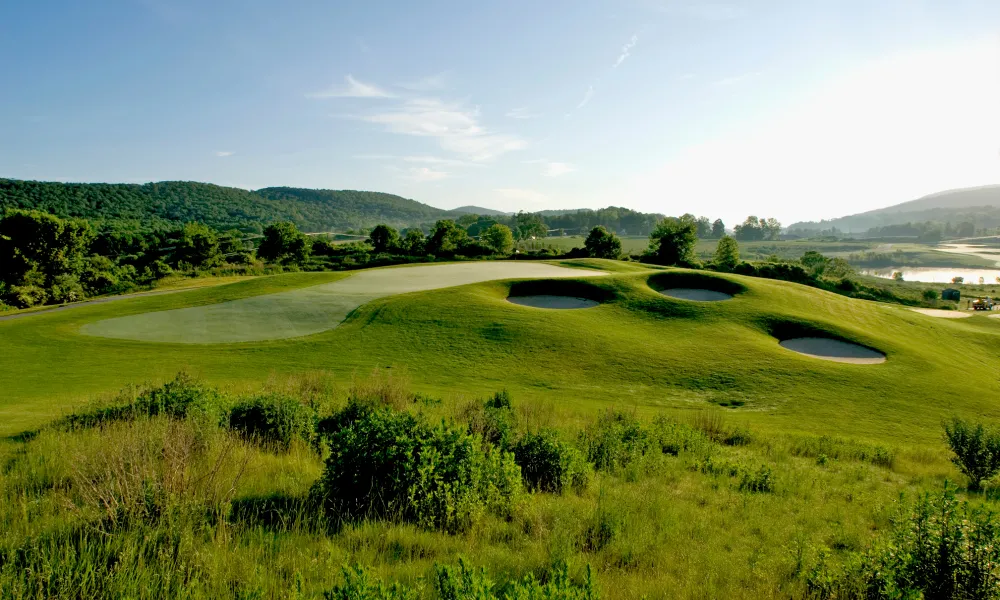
[2,0,999,226]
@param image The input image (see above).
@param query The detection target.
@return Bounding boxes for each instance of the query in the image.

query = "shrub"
[923,288,939,301]
[133,373,222,420]
[651,417,711,455]
[578,410,656,473]
[738,465,775,493]
[808,485,1000,599]
[228,394,315,451]
[60,374,222,429]
[944,417,1000,491]
[314,405,522,532]
[513,429,590,494]
[464,390,516,449]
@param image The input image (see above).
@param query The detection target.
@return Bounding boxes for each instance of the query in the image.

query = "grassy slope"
[2,259,999,446]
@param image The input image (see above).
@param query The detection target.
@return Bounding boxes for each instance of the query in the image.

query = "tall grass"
[0,374,995,598]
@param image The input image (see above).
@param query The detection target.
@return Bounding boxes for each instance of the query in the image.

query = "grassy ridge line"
[2,260,999,444]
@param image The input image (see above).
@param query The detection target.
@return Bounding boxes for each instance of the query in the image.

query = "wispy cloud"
[405,167,449,182]
[713,71,760,86]
[215,151,234,157]
[307,75,395,99]
[506,107,540,120]
[576,86,595,109]
[613,34,639,68]
[398,72,450,92]
[542,162,576,177]
[360,98,526,161]
[494,188,550,204]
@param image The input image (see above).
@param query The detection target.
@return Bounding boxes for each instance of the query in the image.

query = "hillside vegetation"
[0,179,452,233]
[789,185,1000,236]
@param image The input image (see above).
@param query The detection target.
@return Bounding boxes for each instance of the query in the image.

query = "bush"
[464,390,516,449]
[60,373,223,429]
[651,417,711,455]
[228,394,315,451]
[944,417,1000,491]
[314,405,522,532]
[513,429,590,494]
[578,410,656,474]
[808,485,1000,599]
[923,288,940,301]
[133,373,222,420]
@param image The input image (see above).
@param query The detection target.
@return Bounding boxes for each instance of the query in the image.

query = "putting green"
[80,262,607,343]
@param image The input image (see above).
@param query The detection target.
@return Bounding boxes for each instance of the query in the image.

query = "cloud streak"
[215,151,234,157]
[360,98,527,161]
[307,75,394,99]
[576,86,595,109]
[613,34,639,68]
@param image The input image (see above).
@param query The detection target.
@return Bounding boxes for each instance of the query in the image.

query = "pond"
[863,267,1000,284]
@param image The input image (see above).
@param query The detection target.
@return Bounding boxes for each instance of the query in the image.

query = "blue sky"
[2,0,999,225]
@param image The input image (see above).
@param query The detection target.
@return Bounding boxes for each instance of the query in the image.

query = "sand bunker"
[82,262,607,344]
[909,308,972,319]
[507,295,599,309]
[659,288,733,302]
[779,337,886,364]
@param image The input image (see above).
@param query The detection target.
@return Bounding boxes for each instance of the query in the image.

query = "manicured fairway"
[81,262,607,343]
[2,259,1000,442]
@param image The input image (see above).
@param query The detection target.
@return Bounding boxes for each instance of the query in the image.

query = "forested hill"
[788,185,1000,234]
[254,187,452,231]
[0,179,453,232]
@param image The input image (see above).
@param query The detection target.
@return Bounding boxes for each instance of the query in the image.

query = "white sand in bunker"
[779,337,886,364]
[82,262,608,344]
[507,295,599,309]
[909,308,972,319]
[658,288,733,302]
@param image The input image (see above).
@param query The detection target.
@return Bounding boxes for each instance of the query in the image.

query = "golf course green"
[2,258,999,442]
[80,261,607,343]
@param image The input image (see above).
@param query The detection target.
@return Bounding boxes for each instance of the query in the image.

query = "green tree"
[0,209,92,286]
[426,220,470,255]
[646,217,698,266]
[480,224,514,255]
[368,224,400,254]
[713,235,740,271]
[711,219,725,238]
[174,222,222,268]
[399,229,426,255]
[584,226,622,259]
[695,217,712,238]
[514,211,547,241]
[800,251,829,275]
[944,417,1000,491]
[257,221,309,264]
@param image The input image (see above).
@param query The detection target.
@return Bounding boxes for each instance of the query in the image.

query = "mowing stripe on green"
[80,262,607,343]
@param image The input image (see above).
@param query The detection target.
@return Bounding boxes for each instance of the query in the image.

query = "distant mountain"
[788,185,1000,234]
[0,179,452,233]
[449,205,512,216]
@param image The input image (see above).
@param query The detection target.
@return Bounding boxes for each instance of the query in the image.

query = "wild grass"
[2,373,997,598]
